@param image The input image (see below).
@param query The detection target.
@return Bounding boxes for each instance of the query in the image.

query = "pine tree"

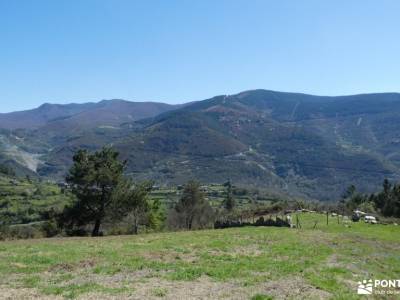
[224,180,235,211]
[175,180,212,230]
[64,147,125,236]
[111,180,154,234]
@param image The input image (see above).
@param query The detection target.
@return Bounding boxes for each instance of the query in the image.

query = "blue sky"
[0,0,399,112]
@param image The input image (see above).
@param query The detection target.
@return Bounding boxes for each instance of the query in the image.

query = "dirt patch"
[140,251,198,264]
[77,259,96,269]
[207,245,263,257]
[326,254,339,268]
[129,276,330,300]
[82,275,330,300]
[48,262,75,272]
[49,259,97,272]
[10,263,28,269]
[59,270,159,288]
[257,277,331,300]
[232,245,263,257]
[1,275,332,300]
[0,286,63,300]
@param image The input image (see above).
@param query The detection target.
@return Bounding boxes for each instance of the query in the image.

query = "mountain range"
[1,89,400,200]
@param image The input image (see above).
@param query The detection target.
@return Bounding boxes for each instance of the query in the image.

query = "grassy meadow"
[0,213,399,299]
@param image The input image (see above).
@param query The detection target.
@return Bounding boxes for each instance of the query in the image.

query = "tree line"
[340,179,400,218]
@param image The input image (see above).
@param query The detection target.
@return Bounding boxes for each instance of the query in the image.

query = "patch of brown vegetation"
[0,286,63,300]
[1,275,331,300]
[258,277,331,300]
[10,263,28,269]
[48,262,74,272]
[140,251,198,264]
[121,275,330,300]
[98,276,330,299]
[48,259,97,272]
[61,270,159,288]
[207,245,263,257]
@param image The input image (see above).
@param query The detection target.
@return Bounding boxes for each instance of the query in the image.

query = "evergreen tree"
[112,180,159,234]
[340,185,367,211]
[223,180,235,211]
[64,147,125,236]
[175,180,213,230]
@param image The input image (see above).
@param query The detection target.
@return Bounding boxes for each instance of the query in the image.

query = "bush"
[65,228,89,237]
[40,221,60,237]
[4,224,44,239]
[0,221,63,240]
[0,226,9,240]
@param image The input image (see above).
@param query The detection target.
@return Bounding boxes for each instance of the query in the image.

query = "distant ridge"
[1,89,400,200]
[0,99,181,130]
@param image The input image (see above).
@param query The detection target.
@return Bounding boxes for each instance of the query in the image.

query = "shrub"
[41,220,60,237]
[6,224,44,239]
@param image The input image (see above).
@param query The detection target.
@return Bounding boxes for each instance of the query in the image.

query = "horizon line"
[1,88,400,114]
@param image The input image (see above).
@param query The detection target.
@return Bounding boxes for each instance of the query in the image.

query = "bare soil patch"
[1,275,331,300]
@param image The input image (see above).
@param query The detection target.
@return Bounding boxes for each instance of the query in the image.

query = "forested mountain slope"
[2,90,400,200]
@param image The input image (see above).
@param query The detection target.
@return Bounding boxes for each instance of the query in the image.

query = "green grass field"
[0,213,399,299]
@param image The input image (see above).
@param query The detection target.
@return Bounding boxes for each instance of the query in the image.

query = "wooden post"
[313,221,318,229]
[326,211,329,226]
